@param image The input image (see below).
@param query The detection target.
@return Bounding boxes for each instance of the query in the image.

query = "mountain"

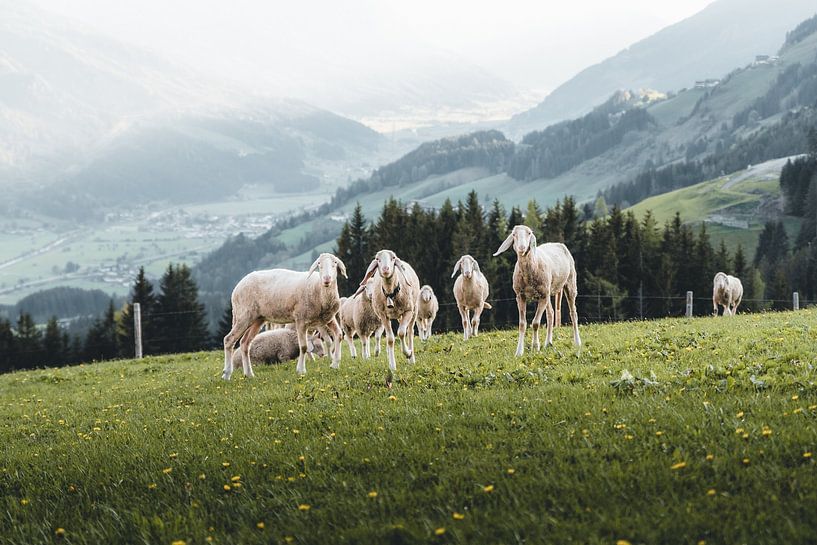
[508,0,817,136]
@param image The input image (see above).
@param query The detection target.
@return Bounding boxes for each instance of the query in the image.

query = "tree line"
[0,264,210,374]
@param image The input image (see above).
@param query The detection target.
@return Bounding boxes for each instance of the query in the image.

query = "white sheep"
[358,249,419,371]
[451,255,492,340]
[339,278,384,358]
[494,225,581,355]
[712,272,743,316]
[230,328,324,368]
[415,285,439,341]
[222,252,346,378]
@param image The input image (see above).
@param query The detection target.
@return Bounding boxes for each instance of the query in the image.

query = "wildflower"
[616,540,632,545]
[707,489,716,496]
[231,475,241,482]
[171,541,186,545]
[655,431,663,437]
[804,452,813,459]
[453,512,465,520]
[20,498,29,505]
[163,468,173,474]
[368,491,378,498]
[434,528,446,536]
[792,395,799,401]
[762,428,772,437]
[736,411,744,418]
[169,452,178,459]
[292,429,300,435]
[483,484,494,493]
[284,537,294,543]
[198,473,206,480]
[257,522,265,529]
[507,468,515,475]
[55,528,66,537]
[705,454,714,461]
[298,504,311,511]
[670,461,686,470]
[148,483,157,490]
[223,484,231,491]
[742,458,750,465]
[222,462,230,467]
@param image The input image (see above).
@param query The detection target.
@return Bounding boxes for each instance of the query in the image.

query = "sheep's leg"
[566,283,581,347]
[471,304,485,337]
[325,319,343,369]
[732,294,742,316]
[555,289,563,327]
[712,296,719,317]
[459,305,470,340]
[543,297,555,348]
[295,323,309,376]
[406,314,416,364]
[239,318,264,378]
[383,318,397,371]
[397,312,415,363]
[362,333,371,359]
[222,313,254,380]
[531,299,547,351]
[343,325,357,359]
[427,317,434,339]
[515,294,527,356]
[374,326,384,356]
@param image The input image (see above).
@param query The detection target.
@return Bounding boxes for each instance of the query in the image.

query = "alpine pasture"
[2,311,816,544]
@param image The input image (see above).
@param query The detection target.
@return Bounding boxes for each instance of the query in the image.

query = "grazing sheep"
[494,225,581,356]
[451,255,492,340]
[358,249,419,371]
[339,278,384,358]
[712,272,743,316]
[230,329,324,368]
[222,253,346,379]
[415,285,439,341]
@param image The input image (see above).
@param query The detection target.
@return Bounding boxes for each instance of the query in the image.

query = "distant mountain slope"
[509,0,817,135]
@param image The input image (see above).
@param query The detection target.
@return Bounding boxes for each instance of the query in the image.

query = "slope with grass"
[2,311,816,544]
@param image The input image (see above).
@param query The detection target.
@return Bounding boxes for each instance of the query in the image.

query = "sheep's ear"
[395,258,413,287]
[529,233,537,251]
[307,256,321,277]
[332,256,348,279]
[353,284,366,297]
[473,259,481,273]
[494,232,514,256]
[360,259,378,286]
[451,257,462,278]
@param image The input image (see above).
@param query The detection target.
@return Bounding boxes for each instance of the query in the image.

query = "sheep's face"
[307,333,326,357]
[494,225,536,257]
[363,279,376,301]
[374,250,398,279]
[309,253,347,287]
[421,286,434,302]
[460,255,477,279]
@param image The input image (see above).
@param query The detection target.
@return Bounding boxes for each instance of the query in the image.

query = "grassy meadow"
[1,311,816,544]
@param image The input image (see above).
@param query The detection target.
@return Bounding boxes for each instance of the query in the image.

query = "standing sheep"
[415,285,439,341]
[339,278,384,358]
[494,225,581,356]
[222,253,346,378]
[712,272,743,316]
[451,255,492,340]
[358,249,419,372]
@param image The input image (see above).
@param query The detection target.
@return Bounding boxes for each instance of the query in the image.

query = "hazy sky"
[34,0,716,109]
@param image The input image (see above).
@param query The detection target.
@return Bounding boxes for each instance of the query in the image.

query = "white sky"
[33,0,716,106]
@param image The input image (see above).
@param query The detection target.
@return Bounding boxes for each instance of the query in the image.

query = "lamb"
[222,252,346,378]
[339,278,384,358]
[230,328,324,368]
[451,255,492,340]
[494,225,581,356]
[712,272,743,316]
[415,285,439,341]
[358,249,420,371]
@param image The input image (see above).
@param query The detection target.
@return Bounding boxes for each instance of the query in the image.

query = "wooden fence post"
[134,302,143,359]
[685,291,693,318]
[793,291,800,311]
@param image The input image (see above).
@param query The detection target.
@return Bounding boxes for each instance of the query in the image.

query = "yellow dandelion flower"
[298,455,305,462]
[434,528,446,536]
[169,453,178,459]
[742,458,750,465]
[148,483,157,490]
[793,408,803,414]
[388,395,397,401]
[698,541,706,545]
[670,461,686,470]
[616,540,632,545]
[483,484,494,493]
[223,484,231,491]
[20,498,29,505]
[762,428,772,437]
[707,489,716,496]
[171,541,186,545]
[298,504,311,511]
[804,452,813,459]
[792,395,799,401]
[284,537,294,544]
[233,482,242,488]
[452,512,465,520]
[206,537,214,543]
[198,473,206,480]
[655,431,663,437]
[705,454,714,461]
[368,491,378,498]
[231,475,241,482]
[292,429,300,435]
[55,528,66,537]
[222,462,230,467]
[257,522,265,529]
[736,411,744,418]
[507,468,515,475]
[162,468,173,474]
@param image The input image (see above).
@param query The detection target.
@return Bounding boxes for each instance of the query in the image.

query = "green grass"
[2,311,817,544]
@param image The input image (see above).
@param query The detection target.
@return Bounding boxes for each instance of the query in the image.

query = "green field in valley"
[2,311,816,544]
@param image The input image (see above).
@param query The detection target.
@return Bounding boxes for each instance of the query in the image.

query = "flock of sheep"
[222,224,744,380]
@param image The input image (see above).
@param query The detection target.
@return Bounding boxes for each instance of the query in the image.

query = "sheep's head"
[420,285,434,302]
[361,249,411,286]
[494,225,536,258]
[307,333,326,357]
[308,253,347,287]
[364,278,376,301]
[451,255,479,279]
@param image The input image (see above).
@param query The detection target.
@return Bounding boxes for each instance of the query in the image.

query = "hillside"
[2,312,816,544]
[627,157,804,258]
[508,0,817,135]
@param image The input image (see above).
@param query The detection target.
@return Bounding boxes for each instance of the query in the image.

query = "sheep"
[339,278,384,358]
[230,328,324,369]
[358,249,420,371]
[712,272,743,316]
[451,255,492,340]
[415,285,439,341]
[494,225,581,356]
[222,252,346,379]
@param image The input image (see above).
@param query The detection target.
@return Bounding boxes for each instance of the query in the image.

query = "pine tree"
[42,317,63,365]
[714,240,731,273]
[524,199,544,239]
[0,318,17,373]
[733,244,747,279]
[84,300,118,362]
[16,312,43,369]
[154,264,210,354]
[216,300,234,346]
[117,267,157,357]
[335,203,370,291]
